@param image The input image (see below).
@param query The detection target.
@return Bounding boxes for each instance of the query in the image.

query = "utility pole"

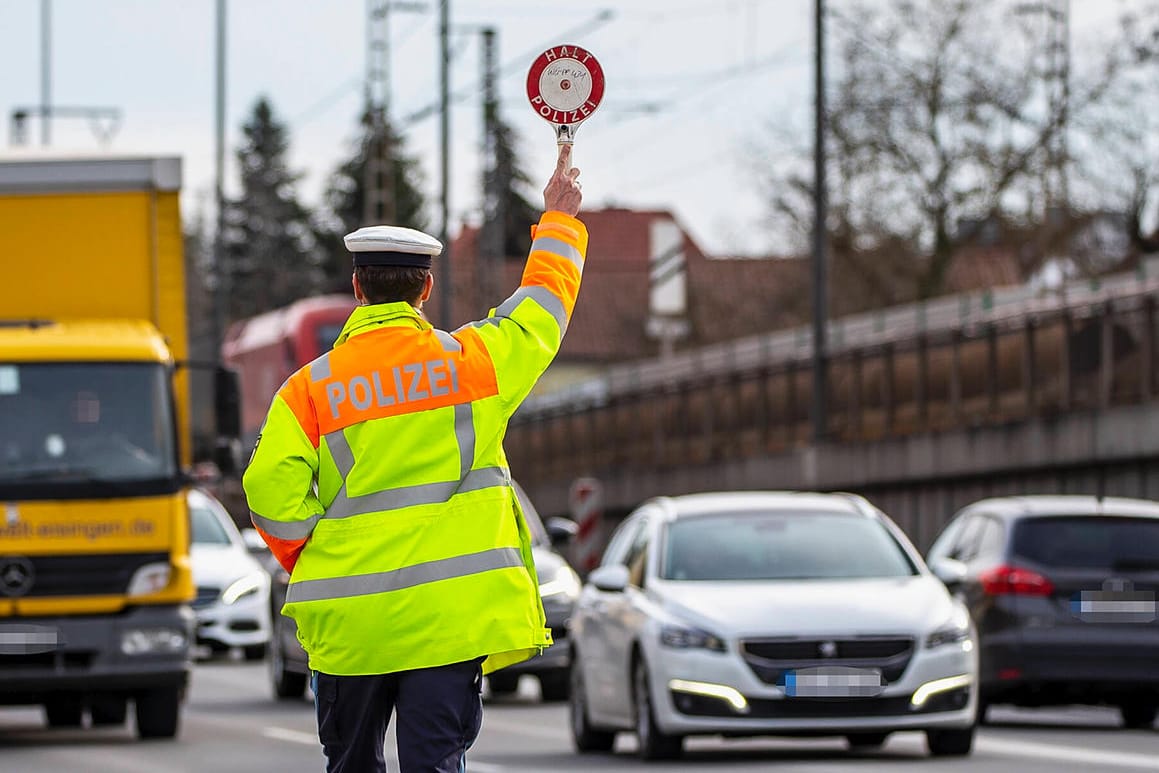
[478,27,503,305]
[14,0,118,148]
[41,0,51,145]
[362,1,424,226]
[364,0,393,225]
[212,0,228,357]
[1044,0,1070,221]
[438,0,452,328]
[811,0,829,443]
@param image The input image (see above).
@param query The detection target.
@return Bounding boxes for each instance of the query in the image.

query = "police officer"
[243,144,584,773]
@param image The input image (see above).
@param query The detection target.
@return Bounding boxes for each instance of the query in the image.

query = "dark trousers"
[312,658,483,773]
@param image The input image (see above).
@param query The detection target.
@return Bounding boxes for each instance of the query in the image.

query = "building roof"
[442,207,804,363]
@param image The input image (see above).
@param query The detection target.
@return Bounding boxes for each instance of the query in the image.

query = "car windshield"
[1012,516,1159,570]
[660,510,917,581]
[190,501,234,546]
[0,362,177,486]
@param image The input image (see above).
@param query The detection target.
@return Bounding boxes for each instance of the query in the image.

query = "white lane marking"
[263,726,321,745]
[264,726,517,772]
[480,713,571,741]
[979,737,1159,770]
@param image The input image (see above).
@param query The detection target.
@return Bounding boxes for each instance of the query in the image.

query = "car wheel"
[135,686,181,739]
[569,657,615,753]
[1120,701,1158,729]
[926,725,975,757]
[487,672,521,696]
[205,640,230,657]
[976,698,992,725]
[633,655,682,760]
[269,618,308,700]
[539,670,570,702]
[44,698,84,728]
[90,697,128,726]
[243,643,268,662]
[846,731,890,749]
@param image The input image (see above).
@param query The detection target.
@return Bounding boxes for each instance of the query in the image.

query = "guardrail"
[509,265,1159,484]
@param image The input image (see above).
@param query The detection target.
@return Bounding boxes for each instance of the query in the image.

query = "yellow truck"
[0,156,237,738]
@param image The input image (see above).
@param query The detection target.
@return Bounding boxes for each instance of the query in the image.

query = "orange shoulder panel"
[312,327,498,436]
[276,370,321,449]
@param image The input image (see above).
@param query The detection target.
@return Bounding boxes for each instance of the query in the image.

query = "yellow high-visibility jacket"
[243,211,587,676]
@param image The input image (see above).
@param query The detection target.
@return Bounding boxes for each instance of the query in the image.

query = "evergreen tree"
[223,96,323,320]
[481,117,538,261]
[318,110,428,289]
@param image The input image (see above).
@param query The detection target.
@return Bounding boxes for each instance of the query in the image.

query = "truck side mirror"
[213,438,242,478]
[215,366,241,440]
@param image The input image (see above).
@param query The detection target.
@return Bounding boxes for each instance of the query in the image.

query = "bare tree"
[765,0,1158,306]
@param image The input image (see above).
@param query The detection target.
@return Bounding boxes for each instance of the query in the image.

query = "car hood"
[191,545,264,588]
[650,575,957,638]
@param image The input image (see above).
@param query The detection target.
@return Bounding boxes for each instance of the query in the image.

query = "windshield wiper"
[0,466,142,495]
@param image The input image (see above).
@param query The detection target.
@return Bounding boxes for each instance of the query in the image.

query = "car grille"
[0,552,169,597]
[192,586,221,609]
[0,650,95,672]
[740,636,915,685]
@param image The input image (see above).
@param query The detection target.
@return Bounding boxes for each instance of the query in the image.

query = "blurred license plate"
[0,623,61,655]
[780,666,884,698]
[1070,591,1157,623]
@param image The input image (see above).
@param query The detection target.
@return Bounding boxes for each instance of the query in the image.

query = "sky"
[0,0,1146,256]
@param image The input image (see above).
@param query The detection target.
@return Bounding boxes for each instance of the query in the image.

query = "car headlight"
[926,607,972,649]
[222,573,266,605]
[660,623,726,652]
[539,564,581,600]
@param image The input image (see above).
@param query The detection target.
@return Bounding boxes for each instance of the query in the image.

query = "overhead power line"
[399,9,615,126]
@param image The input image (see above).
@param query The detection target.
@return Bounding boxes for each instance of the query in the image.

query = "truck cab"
[0,156,235,738]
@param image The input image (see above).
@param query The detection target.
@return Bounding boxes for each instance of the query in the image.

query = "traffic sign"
[568,476,604,573]
[526,44,605,145]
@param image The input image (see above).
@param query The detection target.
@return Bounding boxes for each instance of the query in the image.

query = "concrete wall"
[524,403,1159,554]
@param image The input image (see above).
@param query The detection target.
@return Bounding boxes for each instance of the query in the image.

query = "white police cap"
[344,225,444,268]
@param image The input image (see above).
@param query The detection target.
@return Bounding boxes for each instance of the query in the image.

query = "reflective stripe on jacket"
[242,211,588,676]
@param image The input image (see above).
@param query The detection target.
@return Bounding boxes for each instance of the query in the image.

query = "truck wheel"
[44,698,84,728]
[90,697,128,726]
[135,687,181,739]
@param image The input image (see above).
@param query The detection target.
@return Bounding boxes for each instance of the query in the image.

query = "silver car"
[568,491,978,760]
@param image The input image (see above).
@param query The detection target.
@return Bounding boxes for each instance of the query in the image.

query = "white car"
[188,488,271,660]
[569,491,978,760]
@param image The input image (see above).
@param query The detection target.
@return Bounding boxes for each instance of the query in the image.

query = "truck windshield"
[0,362,178,493]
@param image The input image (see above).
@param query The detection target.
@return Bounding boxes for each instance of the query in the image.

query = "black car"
[925,495,1159,728]
[264,483,580,702]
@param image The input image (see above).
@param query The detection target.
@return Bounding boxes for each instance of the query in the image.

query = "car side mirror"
[588,564,629,593]
[545,516,578,549]
[930,557,968,588]
[241,528,268,556]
